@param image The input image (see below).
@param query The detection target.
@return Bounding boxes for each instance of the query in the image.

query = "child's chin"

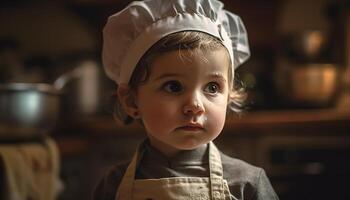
[176,140,206,150]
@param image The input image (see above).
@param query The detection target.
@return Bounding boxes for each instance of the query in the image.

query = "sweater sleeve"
[251,169,279,200]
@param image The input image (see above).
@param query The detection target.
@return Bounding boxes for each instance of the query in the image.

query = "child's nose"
[183,94,205,115]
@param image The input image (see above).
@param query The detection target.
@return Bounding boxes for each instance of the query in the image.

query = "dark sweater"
[93,142,279,200]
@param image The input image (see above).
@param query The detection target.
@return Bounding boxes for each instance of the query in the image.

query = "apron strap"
[115,142,145,200]
[208,142,226,199]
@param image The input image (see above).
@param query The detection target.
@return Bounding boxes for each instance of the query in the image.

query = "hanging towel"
[0,136,63,200]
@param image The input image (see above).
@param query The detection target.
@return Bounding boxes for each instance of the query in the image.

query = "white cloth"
[114,142,232,200]
[0,137,62,200]
[102,0,250,84]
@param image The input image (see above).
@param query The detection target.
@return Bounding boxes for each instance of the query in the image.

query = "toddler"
[94,0,279,199]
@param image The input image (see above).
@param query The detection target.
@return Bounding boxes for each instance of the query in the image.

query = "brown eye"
[163,81,183,93]
[204,82,220,94]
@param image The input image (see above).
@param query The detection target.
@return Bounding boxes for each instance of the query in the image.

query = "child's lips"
[178,124,204,131]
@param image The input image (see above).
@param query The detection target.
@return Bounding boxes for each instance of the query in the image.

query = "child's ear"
[117,84,140,119]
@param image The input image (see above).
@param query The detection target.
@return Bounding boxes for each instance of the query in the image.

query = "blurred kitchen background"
[0,0,350,199]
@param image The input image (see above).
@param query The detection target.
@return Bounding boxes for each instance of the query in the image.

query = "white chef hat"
[102,0,250,84]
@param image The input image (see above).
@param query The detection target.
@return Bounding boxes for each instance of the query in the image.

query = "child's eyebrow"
[153,73,182,81]
[152,72,227,82]
[209,73,227,82]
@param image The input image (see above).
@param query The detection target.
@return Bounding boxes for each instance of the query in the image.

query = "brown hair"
[115,31,246,124]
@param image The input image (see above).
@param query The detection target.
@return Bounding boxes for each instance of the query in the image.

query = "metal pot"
[0,83,61,139]
[0,59,111,140]
[275,63,341,107]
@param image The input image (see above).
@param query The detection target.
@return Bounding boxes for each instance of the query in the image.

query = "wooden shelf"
[54,108,350,137]
[226,108,350,124]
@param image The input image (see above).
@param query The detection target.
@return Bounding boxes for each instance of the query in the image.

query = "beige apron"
[115,142,233,200]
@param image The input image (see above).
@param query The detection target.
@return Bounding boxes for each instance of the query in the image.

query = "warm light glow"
[304,31,324,57]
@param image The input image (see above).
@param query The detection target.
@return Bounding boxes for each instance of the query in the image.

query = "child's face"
[134,48,231,156]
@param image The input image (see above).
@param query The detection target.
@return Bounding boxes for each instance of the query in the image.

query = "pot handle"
[53,61,97,90]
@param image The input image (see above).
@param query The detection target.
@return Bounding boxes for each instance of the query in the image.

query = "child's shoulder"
[105,161,130,181]
[221,152,279,199]
[220,152,265,184]
[92,161,130,200]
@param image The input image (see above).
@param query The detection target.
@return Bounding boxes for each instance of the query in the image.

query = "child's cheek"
[206,101,228,135]
[141,102,178,131]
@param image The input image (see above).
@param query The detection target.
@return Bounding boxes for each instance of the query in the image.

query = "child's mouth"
[178,124,204,132]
